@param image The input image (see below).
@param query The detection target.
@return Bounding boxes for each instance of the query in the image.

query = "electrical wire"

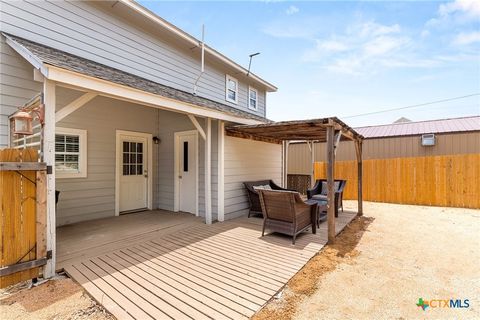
[342,93,480,119]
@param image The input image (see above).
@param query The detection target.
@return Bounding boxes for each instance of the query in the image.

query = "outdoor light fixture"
[10,111,33,135]
[153,136,161,144]
[10,103,45,136]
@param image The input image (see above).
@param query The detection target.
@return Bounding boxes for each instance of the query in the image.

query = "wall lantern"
[10,103,45,136]
[153,136,161,144]
[10,111,33,135]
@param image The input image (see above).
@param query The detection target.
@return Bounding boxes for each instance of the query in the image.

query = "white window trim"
[225,74,238,104]
[248,86,258,111]
[55,127,87,179]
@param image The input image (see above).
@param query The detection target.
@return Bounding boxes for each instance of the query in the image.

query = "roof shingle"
[7,34,268,123]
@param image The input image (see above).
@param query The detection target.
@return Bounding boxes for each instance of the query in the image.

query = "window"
[225,75,238,104]
[122,141,144,176]
[183,141,189,172]
[248,86,258,110]
[55,127,87,178]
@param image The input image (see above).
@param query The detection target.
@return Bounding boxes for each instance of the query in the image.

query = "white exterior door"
[178,133,197,214]
[119,134,148,213]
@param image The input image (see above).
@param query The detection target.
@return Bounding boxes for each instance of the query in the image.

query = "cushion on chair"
[253,184,273,191]
[320,181,328,195]
[312,194,328,201]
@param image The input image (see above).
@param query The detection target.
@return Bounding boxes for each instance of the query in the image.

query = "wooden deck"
[58,210,356,320]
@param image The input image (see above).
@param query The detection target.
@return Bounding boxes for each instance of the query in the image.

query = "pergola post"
[326,126,335,244]
[355,139,363,216]
[282,140,289,188]
[310,141,315,188]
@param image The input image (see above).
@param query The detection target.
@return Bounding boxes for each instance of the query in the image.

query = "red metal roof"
[355,116,480,138]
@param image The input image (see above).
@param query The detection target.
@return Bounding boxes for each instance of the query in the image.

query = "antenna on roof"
[247,52,260,77]
[193,24,205,95]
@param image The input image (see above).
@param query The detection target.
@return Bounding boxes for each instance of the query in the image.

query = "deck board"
[61,211,356,320]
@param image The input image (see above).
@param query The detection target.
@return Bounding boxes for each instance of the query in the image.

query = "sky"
[140,0,480,127]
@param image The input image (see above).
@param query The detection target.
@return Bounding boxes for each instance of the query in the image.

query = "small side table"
[305,199,328,227]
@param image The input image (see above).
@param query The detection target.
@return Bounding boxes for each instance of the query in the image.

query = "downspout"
[193,25,205,95]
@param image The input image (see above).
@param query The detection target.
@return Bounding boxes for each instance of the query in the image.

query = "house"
[1,0,283,276]
[288,116,480,208]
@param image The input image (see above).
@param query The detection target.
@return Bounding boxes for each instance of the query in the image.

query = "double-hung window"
[55,127,87,178]
[248,86,258,110]
[225,75,238,104]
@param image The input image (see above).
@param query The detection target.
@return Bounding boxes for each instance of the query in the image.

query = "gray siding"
[0,0,266,121]
[55,91,159,226]
[156,113,218,220]
[0,34,42,147]
[55,88,218,226]
[224,136,282,220]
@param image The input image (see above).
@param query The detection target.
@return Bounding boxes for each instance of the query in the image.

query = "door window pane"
[122,141,144,176]
[183,141,188,172]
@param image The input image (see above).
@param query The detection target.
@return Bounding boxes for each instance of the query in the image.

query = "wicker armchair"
[258,190,317,244]
[307,179,346,217]
[243,180,293,217]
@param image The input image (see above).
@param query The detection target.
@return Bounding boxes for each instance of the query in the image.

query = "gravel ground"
[0,278,113,320]
[2,202,478,320]
[255,201,480,320]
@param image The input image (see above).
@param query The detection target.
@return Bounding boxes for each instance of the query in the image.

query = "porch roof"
[226,117,363,144]
[4,34,267,124]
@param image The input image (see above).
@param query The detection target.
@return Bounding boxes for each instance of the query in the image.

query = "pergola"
[226,117,364,244]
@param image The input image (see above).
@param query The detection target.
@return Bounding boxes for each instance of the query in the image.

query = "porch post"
[355,139,363,216]
[43,79,56,277]
[326,126,335,244]
[204,117,212,224]
[217,120,225,222]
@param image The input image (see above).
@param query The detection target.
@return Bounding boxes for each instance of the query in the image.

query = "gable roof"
[356,116,480,138]
[6,34,268,123]
[118,0,277,92]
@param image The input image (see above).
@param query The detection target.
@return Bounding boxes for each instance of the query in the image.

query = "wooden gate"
[0,148,47,288]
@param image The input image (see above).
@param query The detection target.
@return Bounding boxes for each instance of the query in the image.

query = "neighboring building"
[0,0,281,227]
[393,117,412,123]
[288,116,480,174]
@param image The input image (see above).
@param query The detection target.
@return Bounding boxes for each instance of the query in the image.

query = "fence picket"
[313,154,480,209]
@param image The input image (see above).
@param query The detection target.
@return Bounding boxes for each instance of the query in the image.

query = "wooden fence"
[314,154,480,209]
[0,148,47,288]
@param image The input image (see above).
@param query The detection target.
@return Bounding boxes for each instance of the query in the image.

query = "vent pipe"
[193,24,205,95]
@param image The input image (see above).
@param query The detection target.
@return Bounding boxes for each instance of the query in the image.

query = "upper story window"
[248,86,258,110]
[55,127,87,178]
[225,75,238,104]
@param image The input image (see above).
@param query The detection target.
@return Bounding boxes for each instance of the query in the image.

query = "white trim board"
[46,66,262,125]
[173,130,199,217]
[115,130,153,216]
[55,127,88,179]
